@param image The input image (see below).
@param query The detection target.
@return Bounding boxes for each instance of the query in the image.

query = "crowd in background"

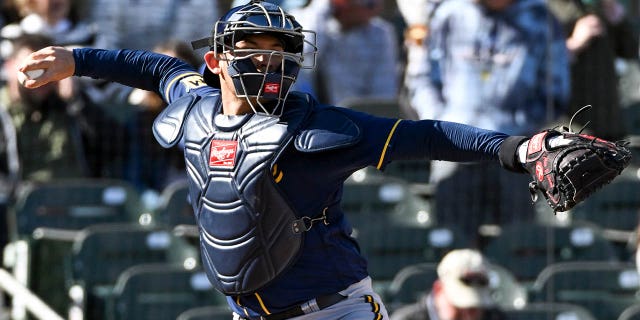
[0,0,639,318]
[0,0,637,194]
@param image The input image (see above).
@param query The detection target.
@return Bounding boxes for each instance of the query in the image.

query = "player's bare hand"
[17,46,75,89]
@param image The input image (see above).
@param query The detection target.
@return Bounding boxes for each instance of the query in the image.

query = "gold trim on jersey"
[254,292,272,315]
[376,119,402,170]
[272,164,284,183]
[364,294,383,320]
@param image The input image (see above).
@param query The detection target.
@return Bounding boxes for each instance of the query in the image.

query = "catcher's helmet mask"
[192,1,317,116]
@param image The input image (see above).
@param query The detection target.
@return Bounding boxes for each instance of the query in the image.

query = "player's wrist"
[498,135,529,173]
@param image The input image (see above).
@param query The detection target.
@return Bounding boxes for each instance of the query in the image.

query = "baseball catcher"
[17,1,633,319]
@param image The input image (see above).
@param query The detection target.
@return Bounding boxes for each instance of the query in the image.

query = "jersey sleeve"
[73,48,216,103]
[339,108,509,170]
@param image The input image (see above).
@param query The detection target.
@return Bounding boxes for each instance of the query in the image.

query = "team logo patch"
[180,74,207,92]
[209,140,238,168]
[264,82,280,94]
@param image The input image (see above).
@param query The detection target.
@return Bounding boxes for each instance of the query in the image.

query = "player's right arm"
[19,46,214,103]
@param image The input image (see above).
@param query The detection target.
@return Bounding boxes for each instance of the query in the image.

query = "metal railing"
[0,268,64,320]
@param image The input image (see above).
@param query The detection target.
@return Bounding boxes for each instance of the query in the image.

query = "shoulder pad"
[153,94,200,148]
[295,107,362,153]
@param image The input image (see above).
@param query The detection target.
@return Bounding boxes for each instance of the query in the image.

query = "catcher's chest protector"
[173,95,312,295]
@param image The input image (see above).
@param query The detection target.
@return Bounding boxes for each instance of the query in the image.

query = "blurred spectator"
[0,34,88,181]
[291,0,400,105]
[390,249,506,320]
[0,0,96,53]
[547,0,639,140]
[404,0,569,135]
[0,34,85,248]
[0,33,129,180]
[400,0,570,241]
[395,0,441,47]
[87,0,218,50]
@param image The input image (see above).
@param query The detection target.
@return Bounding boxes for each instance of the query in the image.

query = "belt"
[262,293,347,320]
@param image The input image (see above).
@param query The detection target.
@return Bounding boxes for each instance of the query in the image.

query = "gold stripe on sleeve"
[376,119,402,170]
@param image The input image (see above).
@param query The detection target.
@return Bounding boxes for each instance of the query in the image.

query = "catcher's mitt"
[523,128,632,212]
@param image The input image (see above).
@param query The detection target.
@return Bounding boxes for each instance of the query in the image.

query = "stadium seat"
[619,303,640,320]
[382,160,433,198]
[154,179,195,227]
[66,223,181,320]
[3,179,144,316]
[106,263,227,320]
[8,179,144,238]
[342,170,434,230]
[356,223,472,282]
[383,261,527,313]
[176,305,233,320]
[502,302,596,320]
[529,261,640,320]
[530,261,640,297]
[482,222,620,283]
[383,262,438,309]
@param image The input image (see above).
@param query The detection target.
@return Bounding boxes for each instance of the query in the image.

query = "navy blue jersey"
[73,48,510,317]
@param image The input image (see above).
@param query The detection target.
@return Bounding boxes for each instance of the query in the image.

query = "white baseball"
[25,69,45,79]
[17,68,45,85]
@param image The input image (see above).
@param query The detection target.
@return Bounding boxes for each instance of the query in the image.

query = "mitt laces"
[564,105,592,134]
[564,104,630,148]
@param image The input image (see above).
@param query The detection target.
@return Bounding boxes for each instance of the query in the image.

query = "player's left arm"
[378,117,510,167]
[339,108,511,170]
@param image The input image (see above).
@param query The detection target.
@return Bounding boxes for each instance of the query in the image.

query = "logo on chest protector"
[209,140,238,168]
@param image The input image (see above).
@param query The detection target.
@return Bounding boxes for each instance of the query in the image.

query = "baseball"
[17,68,45,85]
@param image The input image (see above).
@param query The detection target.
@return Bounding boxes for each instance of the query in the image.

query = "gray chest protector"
[153,93,312,295]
